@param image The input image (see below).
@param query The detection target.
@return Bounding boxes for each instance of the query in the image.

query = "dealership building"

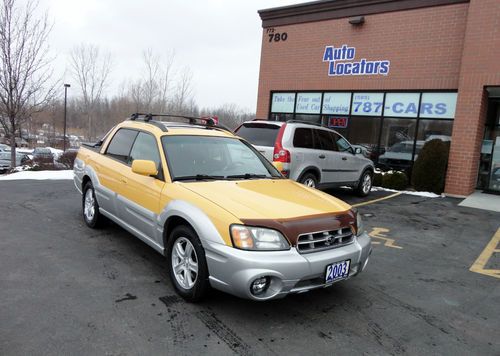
[256,0,500,196]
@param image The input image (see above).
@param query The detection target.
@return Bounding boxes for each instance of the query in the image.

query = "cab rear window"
[235,124,280,147]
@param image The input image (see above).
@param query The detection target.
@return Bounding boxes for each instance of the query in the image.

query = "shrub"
[33,156,55,170]
[412,139,450,194]
[373,172,383,186]
[382,171,408,190]
[58,150,77,169]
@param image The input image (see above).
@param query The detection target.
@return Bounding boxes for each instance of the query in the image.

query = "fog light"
[251,276,270,296]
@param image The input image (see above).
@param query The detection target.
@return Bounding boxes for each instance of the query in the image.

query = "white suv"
[235,120,375,196]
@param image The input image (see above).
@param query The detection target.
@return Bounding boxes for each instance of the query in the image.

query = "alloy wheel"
[171,237,199,289]
[84,188,95,221]
[362,174,372,194]
[304,178,316,188]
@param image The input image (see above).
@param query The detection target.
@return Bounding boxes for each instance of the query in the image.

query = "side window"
[105,129,138,163]
[316,129,337,151]
[334,133,353,153]
[128,132,161,169]
[293,128,314,149]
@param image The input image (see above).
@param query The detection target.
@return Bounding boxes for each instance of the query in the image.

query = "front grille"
[296,227,354,254]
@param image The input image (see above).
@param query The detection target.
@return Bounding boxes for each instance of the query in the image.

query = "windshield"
[161,135,282,181]
[235,123,280,147]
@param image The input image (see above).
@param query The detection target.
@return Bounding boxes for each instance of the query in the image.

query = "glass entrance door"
[488,135,500,192]
[478,96,500,193]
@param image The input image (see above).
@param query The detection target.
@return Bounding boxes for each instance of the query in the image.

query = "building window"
[269,91,457,171]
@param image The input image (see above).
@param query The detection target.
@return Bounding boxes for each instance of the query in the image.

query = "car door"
[120,131,165,243]
[314,128,341,184]
[332,132,362,183]
[291,127,324,182]
[97,128,138,217]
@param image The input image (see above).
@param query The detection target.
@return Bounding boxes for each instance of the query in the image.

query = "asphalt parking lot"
[1,180,499,355]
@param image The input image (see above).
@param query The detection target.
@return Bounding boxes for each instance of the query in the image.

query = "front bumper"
[205,232,372,300]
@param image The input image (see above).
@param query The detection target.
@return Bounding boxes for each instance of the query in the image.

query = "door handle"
[342,157,347,161]
[120,177,128,184]
[319,154,326,159]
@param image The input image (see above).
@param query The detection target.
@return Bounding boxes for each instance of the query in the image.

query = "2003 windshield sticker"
[323,44,390,76]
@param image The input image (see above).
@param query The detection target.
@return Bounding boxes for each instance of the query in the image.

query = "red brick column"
[445,0,500,196]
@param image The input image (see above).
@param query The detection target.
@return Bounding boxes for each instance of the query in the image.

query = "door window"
[333,133,353,153]
[128,132,161,169]
[293,128,315,149]
[105,129,138,163]
[316,129,337,151]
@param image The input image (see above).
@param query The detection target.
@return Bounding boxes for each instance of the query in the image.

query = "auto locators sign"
[323,44,390,76]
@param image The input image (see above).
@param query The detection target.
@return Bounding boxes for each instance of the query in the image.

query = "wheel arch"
[163,215,193,250]
[159,200,228,254]
[297,166,321,183]
[82,175,91,191]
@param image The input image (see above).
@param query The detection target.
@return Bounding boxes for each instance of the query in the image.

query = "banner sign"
[351,93,384,116]
[295,93,322,114]
[322,92,351,115]
[420,92,457,119]
[271,93,296,113]
[323,44,390,76]
[384,93,420,118]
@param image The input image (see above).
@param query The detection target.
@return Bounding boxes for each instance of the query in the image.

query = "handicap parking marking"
[469,228,500,279]
[368,227,403,249]
[352,192,402,208]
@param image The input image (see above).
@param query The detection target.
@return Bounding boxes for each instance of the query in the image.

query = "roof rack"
[286,119,329,128]
[128,113,231,133]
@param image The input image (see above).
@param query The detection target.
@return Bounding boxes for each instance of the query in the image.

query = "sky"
[37,0,306,112]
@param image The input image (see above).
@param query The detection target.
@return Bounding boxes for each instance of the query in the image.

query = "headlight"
[230,225,290,251]
[356,211,364,236]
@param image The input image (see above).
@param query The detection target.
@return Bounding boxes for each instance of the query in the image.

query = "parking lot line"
[352,192,402,208]
[469,228,500,279]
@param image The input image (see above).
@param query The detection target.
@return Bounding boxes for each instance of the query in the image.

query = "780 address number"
[267,28,288,43]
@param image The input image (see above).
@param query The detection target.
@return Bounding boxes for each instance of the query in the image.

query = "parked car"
[234,120,375,196]
[33,147,54,162]
[378,140,425,170]
[74,115,372,302]
[0,151,30,173]
[0,143,10,152]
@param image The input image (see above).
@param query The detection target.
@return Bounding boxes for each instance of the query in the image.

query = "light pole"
[63,83,70,151]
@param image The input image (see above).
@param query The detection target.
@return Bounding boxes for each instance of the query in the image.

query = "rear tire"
[166,225,210,302]
[356,170,373,197]
[82,181,106,228]
[299,172,318,189]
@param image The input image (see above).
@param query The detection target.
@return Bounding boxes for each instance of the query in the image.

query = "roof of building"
[258,0,469,27]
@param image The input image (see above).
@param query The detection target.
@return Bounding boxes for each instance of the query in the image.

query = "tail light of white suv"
[272,124,290,177]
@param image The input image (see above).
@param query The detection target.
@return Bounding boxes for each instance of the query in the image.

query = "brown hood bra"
[240,210,356,246]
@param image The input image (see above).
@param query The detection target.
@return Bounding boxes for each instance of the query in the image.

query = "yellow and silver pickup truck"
[74,114,372,302]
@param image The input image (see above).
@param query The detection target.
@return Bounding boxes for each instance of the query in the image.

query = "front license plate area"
[325,260,351,284]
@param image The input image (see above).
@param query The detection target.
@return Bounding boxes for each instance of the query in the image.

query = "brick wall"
[256,3,469,118]
[445,0,500,196]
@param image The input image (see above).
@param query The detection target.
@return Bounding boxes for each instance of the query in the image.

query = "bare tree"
[174,67,193,114]
[0,0,56,168]
[157,50,175,113]
[70,43,112,140]
[141,49,160,110]
[129,49,175,113]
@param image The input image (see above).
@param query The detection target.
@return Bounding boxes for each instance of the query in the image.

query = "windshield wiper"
[226,173,269,180]
[173,174,226,182]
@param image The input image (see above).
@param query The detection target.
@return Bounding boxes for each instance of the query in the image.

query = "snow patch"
[371,186,441,198]
[0,170,73,181]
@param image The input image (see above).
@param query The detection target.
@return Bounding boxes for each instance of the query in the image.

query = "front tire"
[356,170,373,197]
[166,225,210,302]
[82,182,106,228]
